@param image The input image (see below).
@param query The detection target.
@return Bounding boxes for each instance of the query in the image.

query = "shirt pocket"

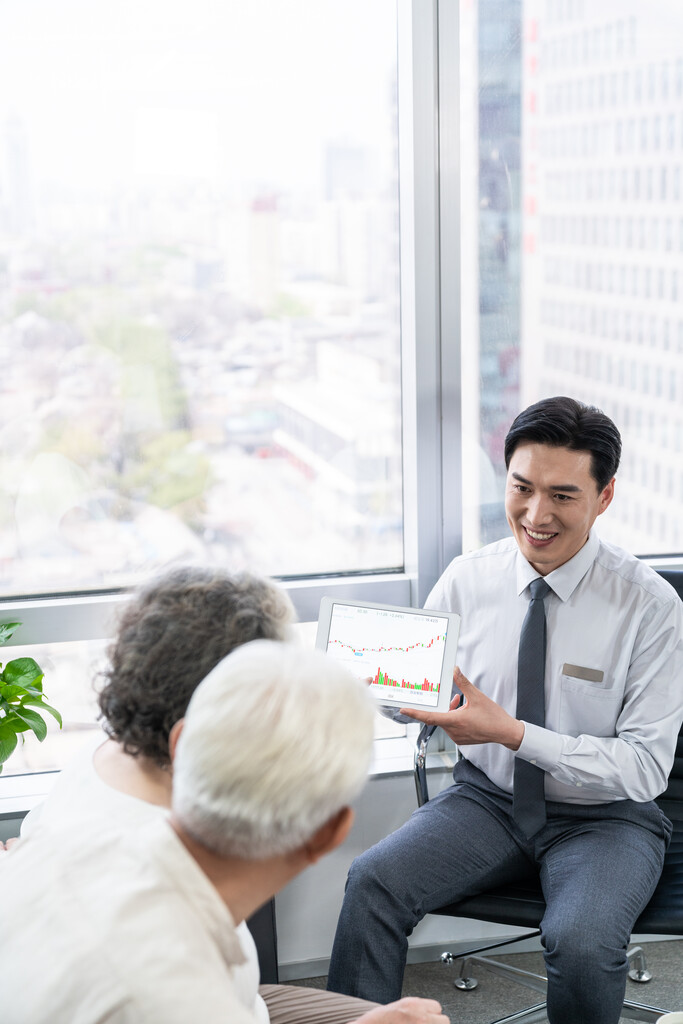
[558,670,623,737]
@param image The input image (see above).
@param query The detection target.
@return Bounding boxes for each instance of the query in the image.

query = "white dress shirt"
[1,814,263,1024]
[426,530,683,805]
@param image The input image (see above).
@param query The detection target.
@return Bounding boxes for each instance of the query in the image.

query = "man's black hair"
[504,396,621,492]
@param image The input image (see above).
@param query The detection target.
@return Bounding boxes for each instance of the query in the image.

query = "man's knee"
[543,910,626,974]
[343,842,422,932]
[346,845,394,901]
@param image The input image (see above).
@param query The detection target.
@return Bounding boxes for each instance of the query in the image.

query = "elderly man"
[0,639,448,1024]
[328,396,683,1024]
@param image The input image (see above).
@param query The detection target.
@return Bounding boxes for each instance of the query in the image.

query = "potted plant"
[0,622,62,774]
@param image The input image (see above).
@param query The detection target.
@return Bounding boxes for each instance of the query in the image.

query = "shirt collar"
[515,529,600,601]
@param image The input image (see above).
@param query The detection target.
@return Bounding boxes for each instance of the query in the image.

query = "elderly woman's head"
[97,566,295,767]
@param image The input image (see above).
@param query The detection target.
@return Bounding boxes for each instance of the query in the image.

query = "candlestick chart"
[325,603,450,707]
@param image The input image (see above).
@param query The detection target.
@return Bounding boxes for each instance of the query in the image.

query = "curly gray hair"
[97,566,295,767]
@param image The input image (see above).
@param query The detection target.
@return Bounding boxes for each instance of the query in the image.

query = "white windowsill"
[0,737,457,819]
[0,769,60,817]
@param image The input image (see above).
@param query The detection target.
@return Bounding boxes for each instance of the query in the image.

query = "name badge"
[562,663,605,684]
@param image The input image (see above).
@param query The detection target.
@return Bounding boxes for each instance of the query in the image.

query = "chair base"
[442,943,669,1023]
[627,945,653,983]
[483,1001,667,1024]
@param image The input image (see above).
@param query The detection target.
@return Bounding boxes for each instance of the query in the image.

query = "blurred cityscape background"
[0,0,402,595]
[1,0,682,769]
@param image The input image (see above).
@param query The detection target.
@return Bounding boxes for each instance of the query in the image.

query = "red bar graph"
[372,666,437,692]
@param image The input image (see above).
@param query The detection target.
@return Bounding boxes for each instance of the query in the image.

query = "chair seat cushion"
[632,826,683,934]
[431,825,683,936]
[432,880,545,929]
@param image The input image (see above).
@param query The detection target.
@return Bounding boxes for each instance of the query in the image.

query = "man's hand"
[400,667,525,750]
[352,996,449,1024]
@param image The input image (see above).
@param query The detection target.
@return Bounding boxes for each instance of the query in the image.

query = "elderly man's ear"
[302,806,355,865]
[169,719,184,762]
[167,719,354,864]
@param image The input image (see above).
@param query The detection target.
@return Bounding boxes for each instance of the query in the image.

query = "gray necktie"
[513,577,550,838]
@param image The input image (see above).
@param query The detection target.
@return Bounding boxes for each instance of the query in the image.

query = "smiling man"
[327,397,683,1024]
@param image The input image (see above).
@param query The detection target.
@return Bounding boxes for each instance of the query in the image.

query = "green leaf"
[0,683,43,703]
[20,698,62,728]
[12,706,48,742]
[0,709,26,728]
[0,708,33,734]
[0,718,31,734]
[0,729,18,764]
[0,622,21,645]
[0,683,33,702]
[2,659,44,691]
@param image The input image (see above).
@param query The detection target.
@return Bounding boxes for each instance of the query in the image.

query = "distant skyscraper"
[249,195,280,312]
[522,0,683,554]
[2,115,33,235]
[475,0,523,543]
[324,143,374,202]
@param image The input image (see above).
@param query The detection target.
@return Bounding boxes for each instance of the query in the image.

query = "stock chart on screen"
[324,602,452,707]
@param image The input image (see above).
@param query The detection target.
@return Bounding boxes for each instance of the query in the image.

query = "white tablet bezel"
[315,597,460,714]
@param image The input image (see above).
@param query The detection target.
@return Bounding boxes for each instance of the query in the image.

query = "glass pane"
[0,0,402,598]
[1,623,402,778]
[464,0,683,556]
[0,639,105,776]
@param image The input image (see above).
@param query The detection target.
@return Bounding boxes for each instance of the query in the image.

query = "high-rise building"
[1,115,33,236]
[522,0,683,554]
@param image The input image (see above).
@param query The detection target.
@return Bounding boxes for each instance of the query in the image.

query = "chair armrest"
[414,723,438,806]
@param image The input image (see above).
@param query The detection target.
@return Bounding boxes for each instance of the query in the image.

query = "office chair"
[414,568,683,1024]
[248,899,279,984]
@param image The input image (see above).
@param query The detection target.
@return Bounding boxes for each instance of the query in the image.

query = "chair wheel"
[454,977,478,990]
[628,967,652,983]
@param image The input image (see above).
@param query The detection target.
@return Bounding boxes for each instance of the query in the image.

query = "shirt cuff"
[516,720,564,769]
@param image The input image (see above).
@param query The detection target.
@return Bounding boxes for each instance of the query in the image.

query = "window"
[1,0,436,775]
[0,0,402,597]
[460,0,683,557]
[2,0,683,782]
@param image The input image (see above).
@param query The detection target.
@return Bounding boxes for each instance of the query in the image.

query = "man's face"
[504,443,615,576]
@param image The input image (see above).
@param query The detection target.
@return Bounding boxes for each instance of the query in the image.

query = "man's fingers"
[387,996,448,1023]
[398,707,446,724]
[453,666,471,688]
[399,707,453,726]
[406,999,443,1013]
[398,707,428,722]
[354,996,449,1024]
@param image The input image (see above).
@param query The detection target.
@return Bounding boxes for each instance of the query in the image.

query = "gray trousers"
[327,759,671,1024]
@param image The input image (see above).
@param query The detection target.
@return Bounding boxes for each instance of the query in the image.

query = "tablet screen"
[316,599,459,712]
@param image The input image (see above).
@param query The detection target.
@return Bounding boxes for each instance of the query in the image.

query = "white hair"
[172,639,375,859]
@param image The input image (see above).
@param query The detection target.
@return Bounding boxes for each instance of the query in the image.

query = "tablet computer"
[315,598,460,713]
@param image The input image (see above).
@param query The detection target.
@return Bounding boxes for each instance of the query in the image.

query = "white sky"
[0,0,397,194]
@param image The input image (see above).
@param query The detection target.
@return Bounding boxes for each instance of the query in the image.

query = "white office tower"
[522,0,683,554]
